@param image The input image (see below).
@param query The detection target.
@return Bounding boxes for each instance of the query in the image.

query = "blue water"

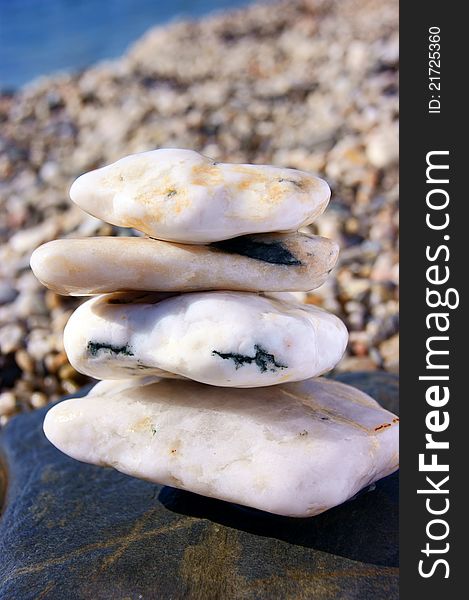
[0,0,254,89]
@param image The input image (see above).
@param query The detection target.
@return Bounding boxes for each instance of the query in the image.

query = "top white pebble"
[69,149,331,244]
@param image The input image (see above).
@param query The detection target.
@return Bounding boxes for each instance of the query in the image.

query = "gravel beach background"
[0,0,398,424]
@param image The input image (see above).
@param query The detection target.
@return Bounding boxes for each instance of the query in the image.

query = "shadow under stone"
[158,470,399,568]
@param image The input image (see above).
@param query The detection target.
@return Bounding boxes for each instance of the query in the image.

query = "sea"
[0,0,254,90]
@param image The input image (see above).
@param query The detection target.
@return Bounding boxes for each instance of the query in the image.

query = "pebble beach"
[0,0,399,424]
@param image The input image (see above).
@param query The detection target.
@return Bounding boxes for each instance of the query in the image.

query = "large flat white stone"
[69,149,330,243]
[64,291,348,387]
[43,377,399,517]
[30,233,338,295]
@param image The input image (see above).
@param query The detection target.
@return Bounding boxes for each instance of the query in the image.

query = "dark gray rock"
[333,371,399,415]
[0,373,398,599]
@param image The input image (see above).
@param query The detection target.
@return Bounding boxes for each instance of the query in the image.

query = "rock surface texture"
[0,372,399,600]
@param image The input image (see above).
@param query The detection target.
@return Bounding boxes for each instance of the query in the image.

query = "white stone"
[0,391,16,416]
[43,377,399,517]
[64,291,348,387]
[366,124,399,169]
[69,149,331,243]
[30,233,338,296]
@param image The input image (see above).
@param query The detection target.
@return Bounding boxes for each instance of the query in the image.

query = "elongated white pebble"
[30,233,338,296]
[64,291,348,387]
[69,149,331,243]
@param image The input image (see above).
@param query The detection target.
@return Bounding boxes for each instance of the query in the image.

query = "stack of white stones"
[31,149,399,518]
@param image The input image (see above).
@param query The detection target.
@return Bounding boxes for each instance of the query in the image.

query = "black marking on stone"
[212,344,287,373]
[210,237,302,266]
[87,342,134,357]
[278,178,304,189]
[166,189,177,198]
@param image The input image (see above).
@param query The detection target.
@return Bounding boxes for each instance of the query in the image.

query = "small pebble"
[0,323,25,354]
[30,391,47,409]
[0,391,16,416]
[380,334,399,373]
[14,349,35,374]
[336,356,378,372]
[0,282,18,305]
